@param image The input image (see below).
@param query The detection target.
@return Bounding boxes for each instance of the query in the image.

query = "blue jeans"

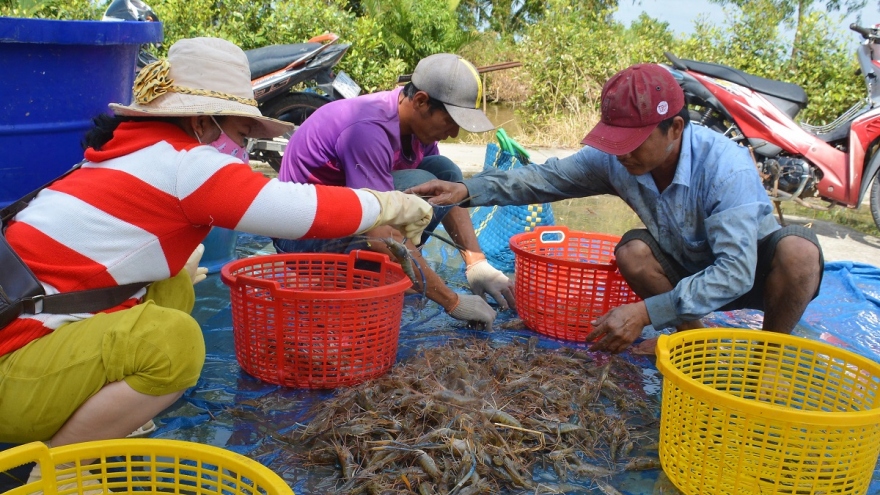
[274,155,462,254]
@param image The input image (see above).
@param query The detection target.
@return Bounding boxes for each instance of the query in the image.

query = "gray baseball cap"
[411,53,495,133]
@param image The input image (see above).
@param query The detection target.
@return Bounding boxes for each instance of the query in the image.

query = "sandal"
[127,419,157,438]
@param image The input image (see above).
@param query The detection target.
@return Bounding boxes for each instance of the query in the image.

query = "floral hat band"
[133,59,258,107]
[108,37,292,139]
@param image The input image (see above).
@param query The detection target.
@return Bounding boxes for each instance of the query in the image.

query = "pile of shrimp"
[290,337,661,494]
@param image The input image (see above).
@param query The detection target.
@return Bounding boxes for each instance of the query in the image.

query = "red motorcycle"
[662,23,880,231]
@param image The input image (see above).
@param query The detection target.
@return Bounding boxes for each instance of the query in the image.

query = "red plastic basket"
[510,226,640,342]
[220,251,412,388]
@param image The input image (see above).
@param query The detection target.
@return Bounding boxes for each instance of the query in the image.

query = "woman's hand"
[184,244,209,285]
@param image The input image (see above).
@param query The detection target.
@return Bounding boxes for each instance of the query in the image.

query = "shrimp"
[623,456,662,471]
[481,408,522,429]
[334,441,357,481]
[415,449,443,480]
[595,480,625,495]
[375,237,426,292]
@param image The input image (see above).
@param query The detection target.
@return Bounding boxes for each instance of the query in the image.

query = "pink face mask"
[205,116,250,165]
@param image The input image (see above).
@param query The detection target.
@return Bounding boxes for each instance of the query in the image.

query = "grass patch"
[458,106,600,149]
[540,196,644,237]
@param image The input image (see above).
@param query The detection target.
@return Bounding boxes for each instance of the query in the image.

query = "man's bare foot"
[631,337,659,356]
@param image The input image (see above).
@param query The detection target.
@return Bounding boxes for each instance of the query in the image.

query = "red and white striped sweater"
[1,121,380,356]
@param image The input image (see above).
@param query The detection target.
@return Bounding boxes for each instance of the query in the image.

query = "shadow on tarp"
[2,232,880,494]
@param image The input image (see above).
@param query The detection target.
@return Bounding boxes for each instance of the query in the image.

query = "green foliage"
[343,15,408,92]
[517,2,621,120]
[0,0,864,129]
[360,0,474,70]
[148,0,461,91]
[786,12,860,124]
[0,0,104,20]
[456,0,547,40]
[676,1,789,74]
[517,2,681,123]
[147,0,356,51]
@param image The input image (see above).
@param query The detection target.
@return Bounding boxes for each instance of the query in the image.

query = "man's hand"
[466,259,515,310]
[447,293,497,331]
[585,301,651,353]
[405,180,469,206]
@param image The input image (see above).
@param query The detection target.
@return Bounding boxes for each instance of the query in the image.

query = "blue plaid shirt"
[464,124,779,330]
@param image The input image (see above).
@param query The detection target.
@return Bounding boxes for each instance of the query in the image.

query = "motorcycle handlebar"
[851,23,874,39]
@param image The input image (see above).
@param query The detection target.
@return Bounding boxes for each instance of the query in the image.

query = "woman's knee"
[115,305,205,395]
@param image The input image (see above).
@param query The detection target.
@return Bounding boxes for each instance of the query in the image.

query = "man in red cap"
[408,63,824,354]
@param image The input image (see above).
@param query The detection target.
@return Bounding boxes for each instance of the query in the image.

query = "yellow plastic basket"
[0,439,294,494]
[656,329,880,495]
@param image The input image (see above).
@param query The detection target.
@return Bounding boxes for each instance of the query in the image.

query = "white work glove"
[184,244,208,285]
[466,259,515,310]
[447,294,497,331]
[363,189,433,245]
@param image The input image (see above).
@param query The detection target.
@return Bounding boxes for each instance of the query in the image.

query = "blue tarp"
[2,231,880,494]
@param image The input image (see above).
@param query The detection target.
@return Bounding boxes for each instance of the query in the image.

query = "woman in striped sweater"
[0,37,431,456]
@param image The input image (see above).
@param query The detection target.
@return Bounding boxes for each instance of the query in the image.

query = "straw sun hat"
[109,37,293,139]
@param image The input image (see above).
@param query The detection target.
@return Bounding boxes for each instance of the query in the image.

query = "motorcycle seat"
[674,57,808,107]
[245,43,324,79]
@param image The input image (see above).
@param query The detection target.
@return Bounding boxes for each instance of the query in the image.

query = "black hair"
[402,82,447,113]
[82,114,178,150]
[656,105,690,134]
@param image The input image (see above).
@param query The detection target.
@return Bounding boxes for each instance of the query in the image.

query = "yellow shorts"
[0,270,205,443]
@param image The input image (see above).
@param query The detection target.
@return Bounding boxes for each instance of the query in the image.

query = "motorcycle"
[102,0,162,68]
[245,32,361,171]
[662,23,880,231]
[102,0,361,171]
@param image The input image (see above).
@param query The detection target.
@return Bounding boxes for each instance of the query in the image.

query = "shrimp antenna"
[420,230,466,252]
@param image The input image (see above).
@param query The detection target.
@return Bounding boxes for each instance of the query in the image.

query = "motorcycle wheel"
[257,92,333,172]
[871,172,880,233]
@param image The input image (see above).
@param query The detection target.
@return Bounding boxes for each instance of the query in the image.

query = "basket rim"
[219,251,412,298]
[656,328,880,424]
[0,439,293,494]
[509,227,622,269]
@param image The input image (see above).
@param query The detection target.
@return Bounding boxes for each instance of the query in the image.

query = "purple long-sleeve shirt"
[278,87,438,190]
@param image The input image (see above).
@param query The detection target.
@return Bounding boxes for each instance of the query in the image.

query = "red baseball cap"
[582,63,684,155]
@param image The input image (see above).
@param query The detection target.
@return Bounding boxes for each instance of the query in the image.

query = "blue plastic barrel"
[201,227,240,274]
[0,17,163,207]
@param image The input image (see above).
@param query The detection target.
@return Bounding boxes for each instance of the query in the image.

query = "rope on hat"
[133,59,258,107]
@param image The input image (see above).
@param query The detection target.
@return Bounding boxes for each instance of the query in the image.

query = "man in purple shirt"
[276,53,513,330]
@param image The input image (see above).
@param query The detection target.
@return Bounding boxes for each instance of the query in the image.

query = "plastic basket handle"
[349,249,394,273]
[0,442,55,492]
[349,249,414,290]
[534,225,570,246]
[496,128,530,163]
